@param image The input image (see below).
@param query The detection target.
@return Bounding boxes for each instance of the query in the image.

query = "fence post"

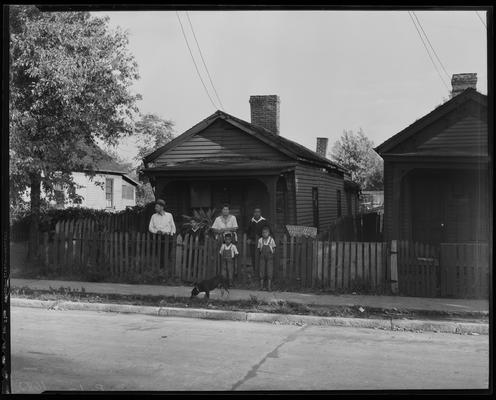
[390,240,399,294]
[175,235,182,279]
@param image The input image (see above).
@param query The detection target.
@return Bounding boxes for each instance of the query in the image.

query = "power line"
[175,11,218,111]
[407,11,450,91]
[476,11,487,28]
[185,12,225,111]
[411,11,451,81]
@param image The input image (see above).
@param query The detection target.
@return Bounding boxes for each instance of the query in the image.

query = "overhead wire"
[407,11,450,91]
[476,11,487,29]
[175,11,218,111]
[185,11,225,111]
[411,11,451,81]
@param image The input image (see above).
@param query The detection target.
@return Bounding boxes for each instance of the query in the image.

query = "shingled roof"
[143,110,346,173]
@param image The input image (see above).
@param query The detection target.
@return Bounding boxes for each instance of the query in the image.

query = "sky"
[92,10,488,164]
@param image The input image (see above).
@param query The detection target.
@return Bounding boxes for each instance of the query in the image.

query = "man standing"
[149,199,176,235]
[246,207,271,275]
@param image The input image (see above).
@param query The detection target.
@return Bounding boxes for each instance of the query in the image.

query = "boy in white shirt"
[219,232,239,287]
[149,199,176,235]
[257,226,276,291]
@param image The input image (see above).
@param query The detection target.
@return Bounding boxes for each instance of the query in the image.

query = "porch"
[145,160,297,232]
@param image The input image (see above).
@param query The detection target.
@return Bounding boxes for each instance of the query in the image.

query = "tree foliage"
[9,6,141,208]
[330,129,384,191]
[134,113,175,162]
[133,113,175,205]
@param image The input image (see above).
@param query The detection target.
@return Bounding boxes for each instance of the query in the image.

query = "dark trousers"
[259,253,274,280]
[221,258,235,284]
[156,234,173,268]
[250,243,257,274]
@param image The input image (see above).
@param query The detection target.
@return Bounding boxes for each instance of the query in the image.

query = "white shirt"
[149,212,176,235]
[219,243,239,258]
[258,236,276,253]
[212,214,238,231]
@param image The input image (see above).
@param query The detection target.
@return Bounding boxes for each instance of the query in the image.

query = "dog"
[190,275,230,299]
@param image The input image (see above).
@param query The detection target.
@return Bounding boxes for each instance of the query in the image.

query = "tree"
[9,6,141,258]
[329,129,384,191]
[134,113,175,162]
[133,113,175,205]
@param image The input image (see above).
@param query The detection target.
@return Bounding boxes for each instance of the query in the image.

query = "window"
[312,187,319,228]
[122,184,134,200]
[337,189,342,217]
[105,178,114,208]
[54,183,65,209]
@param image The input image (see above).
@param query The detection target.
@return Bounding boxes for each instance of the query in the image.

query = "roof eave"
[375,88,487,155]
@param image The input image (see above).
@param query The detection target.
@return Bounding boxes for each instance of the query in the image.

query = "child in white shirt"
[257,226,276,291]
[219,233,239,286]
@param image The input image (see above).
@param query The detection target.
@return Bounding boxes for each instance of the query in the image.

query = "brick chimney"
[450,73,477,98]
[316,137,329,158]
[249,95,280,135]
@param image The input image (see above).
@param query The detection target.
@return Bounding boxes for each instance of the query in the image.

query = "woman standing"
[211,203,238,242]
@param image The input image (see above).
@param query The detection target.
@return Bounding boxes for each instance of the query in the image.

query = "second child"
[219,232,239,287]
[257,226,276,291]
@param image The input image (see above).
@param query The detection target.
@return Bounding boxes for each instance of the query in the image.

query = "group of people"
[148,199,275,291]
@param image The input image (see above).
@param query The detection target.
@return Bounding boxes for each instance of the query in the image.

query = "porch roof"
[143,159,297,176]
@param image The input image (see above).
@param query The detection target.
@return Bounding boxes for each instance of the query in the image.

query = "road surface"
[11,306,488,392]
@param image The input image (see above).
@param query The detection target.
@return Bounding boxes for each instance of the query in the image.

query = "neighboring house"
[360,190,384,213]
[49,147,139,211]
[53,170,139,211]
[142,95,358,233]
[375,73,490,245]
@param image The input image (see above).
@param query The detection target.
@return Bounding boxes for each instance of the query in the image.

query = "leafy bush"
[10,203,157,235]
[181,208,217,236]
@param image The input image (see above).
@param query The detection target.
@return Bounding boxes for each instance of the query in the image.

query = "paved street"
[11,306,489,392]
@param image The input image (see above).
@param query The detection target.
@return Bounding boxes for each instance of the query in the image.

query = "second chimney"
[450,73,477,98]
[316,137,329,158]
[249,95,280,135]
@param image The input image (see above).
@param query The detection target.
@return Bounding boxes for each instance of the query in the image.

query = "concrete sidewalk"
[11,278,489,315]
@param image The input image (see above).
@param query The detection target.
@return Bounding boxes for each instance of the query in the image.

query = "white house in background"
[53,170,139,211]
[20,144,140,211]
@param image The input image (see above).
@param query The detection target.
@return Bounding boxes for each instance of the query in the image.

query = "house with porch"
[375,73,490,246]
[142,95,359,234]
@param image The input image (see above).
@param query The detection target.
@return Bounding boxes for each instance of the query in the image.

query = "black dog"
[190,275,230,299]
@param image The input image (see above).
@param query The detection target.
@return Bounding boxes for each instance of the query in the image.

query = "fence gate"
[397,241,440,298]
[398,241,490,299]
[439,243,489,299]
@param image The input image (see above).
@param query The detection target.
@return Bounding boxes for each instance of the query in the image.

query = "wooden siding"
[417,116,487,154]
[383,160,394,241]
[155,119,287,166]
[295,164,344,230]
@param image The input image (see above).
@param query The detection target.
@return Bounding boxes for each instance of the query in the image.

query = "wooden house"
[142,95,359,233]
[375,74,490,245]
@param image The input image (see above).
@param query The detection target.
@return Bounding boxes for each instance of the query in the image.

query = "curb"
[11,297,488,335]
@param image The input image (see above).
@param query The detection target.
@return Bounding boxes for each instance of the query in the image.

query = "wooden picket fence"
[397,241,490,299]
[38,229,390,291]
[440,243,489,299]
[397,241,440,298]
